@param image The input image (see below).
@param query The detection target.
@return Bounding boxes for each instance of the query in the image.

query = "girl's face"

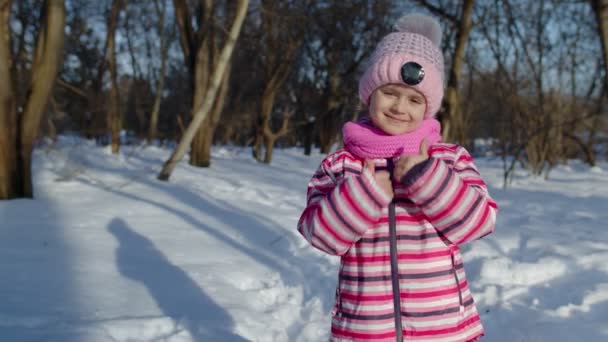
[368,84,426,135]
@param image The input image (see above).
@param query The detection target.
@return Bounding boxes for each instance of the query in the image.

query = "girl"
[297,14,498,342]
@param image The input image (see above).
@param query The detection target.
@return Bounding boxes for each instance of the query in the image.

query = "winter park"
[1,1,608,342]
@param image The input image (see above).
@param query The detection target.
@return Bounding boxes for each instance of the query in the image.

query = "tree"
[575,0,608,166]
[304,1,392,154]
[466,0,605,184]
[252,0,303,164]
[147,0,173,144]
[158,0,249,180]
[442,0,475,145]
[163,0,238,167]
[0,0,66,199]
[56,2,106,139]
[592,0,608,90]
[106,0,127,154]
[414,0,476,145]
[56,0,125,143]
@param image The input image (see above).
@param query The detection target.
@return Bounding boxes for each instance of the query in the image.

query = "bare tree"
[158,0,249,180]
[442,0,475,144]
[592,0,608,89]
[413,0,476,145]
[0,0,66,199]
[106,0,127,154]
[590,1,608,162]
[467,0,606,185]
[302,1,392,154]
[252,0,303,163]
[163,0,241,168]
[123,1,147,139]
[147,0,172,144]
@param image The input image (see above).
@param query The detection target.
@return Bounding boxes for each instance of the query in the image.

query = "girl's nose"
[390,98,406,114]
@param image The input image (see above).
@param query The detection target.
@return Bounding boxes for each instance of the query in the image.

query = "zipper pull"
[386,158,395,174]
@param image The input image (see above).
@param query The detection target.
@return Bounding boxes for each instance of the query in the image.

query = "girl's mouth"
[384,113,409,123]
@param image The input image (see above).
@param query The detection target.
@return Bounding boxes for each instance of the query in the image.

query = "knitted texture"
[343,118,441,158]
[359,15,445,118]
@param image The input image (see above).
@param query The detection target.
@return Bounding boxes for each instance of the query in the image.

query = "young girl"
[297,14,498,342]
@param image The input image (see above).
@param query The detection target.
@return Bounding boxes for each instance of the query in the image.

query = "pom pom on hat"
[394,14,442,47]
[359,14,445,118]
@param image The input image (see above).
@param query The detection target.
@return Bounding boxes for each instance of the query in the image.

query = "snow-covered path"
[1,139,607,341]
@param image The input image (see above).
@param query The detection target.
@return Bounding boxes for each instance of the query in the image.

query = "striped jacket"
[297,143,497,341]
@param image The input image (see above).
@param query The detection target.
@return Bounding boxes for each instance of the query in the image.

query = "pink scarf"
[342,118,442,158]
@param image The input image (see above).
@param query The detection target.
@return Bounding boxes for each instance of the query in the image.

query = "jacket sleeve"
[297,158,392,256]
[402,146,498,245]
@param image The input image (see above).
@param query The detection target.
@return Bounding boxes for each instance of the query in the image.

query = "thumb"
[420,138,429,157]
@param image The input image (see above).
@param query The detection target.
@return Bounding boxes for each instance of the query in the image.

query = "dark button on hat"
[401,62,425,85]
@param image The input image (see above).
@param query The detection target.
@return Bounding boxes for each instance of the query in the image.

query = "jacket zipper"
[389,201,403,341]
[386,158,403,341]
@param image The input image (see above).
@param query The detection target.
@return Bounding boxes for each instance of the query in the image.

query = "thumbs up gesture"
[394,139,430,182]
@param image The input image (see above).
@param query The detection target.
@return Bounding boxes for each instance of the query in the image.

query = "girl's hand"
[365,160,394,198]
[394,139,429,182]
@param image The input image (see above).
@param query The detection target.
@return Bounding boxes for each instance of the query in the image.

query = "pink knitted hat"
[359,14,445,118]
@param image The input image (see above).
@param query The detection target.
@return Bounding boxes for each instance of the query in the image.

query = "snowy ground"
[1,137,607,342]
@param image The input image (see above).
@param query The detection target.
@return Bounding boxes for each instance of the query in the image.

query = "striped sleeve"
[297,158,392,256]
[403,146,498,245]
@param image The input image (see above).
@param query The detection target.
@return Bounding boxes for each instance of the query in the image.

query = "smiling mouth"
[384,113,409,123]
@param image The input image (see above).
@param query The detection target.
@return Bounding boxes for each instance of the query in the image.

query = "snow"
[1,137,607,341]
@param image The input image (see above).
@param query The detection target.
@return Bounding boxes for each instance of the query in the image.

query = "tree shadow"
[0,160,84,341]
[108,218,250,342]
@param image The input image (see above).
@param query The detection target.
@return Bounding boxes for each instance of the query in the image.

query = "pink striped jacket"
[297,143,497,341]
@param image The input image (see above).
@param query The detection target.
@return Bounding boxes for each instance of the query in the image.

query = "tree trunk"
[318,104,342,154]
[147,0,169,145]
[0,0,19,198]
[158,0,249,180]
[564,132,596,167]
[47,97,60,143]
[591,0,608,175]
[0,0,65,199]
[107,0,126,154]
[134,90,146,139]
[190,36,231,167]
[190,63,230,167]
[147,72,164,144]
[264,137,276,164]
[255,87,277,162]
[442,0,475,144]
[303,120,314,156]
[317,72,343,154]
[257,84,292,164]
[187,7,212,165]
[318,123,335,154]
[251,1,301,163]
[189,92,206,165]
[124,6,145,140]
[262,108,291,164]
[592,0,608,90]
[20,0,65,197]
[253,129,263,160]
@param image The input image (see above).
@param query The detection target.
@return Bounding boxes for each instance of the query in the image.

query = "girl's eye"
[383,90,395,96]
[410,97,423,104]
